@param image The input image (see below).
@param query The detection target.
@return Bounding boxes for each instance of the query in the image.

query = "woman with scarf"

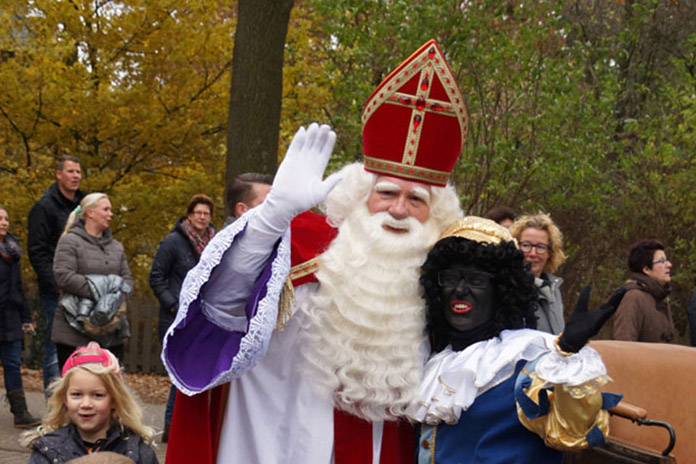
[0,206,41,428]
[52,193,133,368]
[149,193,216,442]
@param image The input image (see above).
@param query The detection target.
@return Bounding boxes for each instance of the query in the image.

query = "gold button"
[422,439,430,449]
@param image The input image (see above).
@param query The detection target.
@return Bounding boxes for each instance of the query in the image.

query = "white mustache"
[377,212,417,232]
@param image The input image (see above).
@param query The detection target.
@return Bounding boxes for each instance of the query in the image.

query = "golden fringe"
[276,277,296,331]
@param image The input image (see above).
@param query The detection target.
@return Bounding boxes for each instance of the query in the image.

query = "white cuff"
[200,299,248,333]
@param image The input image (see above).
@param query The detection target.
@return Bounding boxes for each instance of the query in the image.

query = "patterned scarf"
[0,234,22,263]
[181,218,215,256]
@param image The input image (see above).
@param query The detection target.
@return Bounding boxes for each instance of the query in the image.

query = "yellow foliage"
[0,0,233,292]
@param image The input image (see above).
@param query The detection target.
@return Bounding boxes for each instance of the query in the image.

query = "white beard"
[298,204,441,421]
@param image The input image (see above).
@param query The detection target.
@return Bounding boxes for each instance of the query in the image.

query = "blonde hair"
[509,212,567,273]
[62,192,110,236]
[21,348,155,447]
[66,452,135,464]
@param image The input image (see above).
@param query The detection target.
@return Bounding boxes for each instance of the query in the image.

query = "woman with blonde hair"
[23,342,157,463]
[509,212,567,334]
[52,193,133,368]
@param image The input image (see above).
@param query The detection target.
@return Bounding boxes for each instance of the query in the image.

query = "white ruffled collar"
[408,329,607,425]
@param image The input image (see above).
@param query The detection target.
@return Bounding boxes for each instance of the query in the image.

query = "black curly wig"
[420,237,539,352]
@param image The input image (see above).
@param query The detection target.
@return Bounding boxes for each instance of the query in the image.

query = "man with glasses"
[612,239,675,342]
[509,213,568,334]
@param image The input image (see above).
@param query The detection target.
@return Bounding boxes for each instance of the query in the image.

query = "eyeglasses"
[652,258,670,265]
[192,211,211,217]
[519,242,549,255]
[437,270,493,289]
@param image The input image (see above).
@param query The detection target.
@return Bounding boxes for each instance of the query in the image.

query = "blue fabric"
[417,361,563,464]
[0,340,24,391]
[601,392,623,410]
[41,293,60,390]
[514,355,551,420]
[585,425,605,447]
[165,384,177,426]
[417,424,435,464]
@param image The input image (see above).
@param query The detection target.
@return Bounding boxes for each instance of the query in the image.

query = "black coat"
[28,423,158,464]
[28,182,85,295]
[0,234,32,342]
[149,218,210,342]
[688,289,696,347]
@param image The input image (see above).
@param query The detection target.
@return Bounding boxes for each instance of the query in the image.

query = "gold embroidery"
[363,155,450,184]
[431,424,437,464]
[289,257,320,282]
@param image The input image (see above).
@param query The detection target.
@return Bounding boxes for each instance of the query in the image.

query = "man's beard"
[298,204,441,421]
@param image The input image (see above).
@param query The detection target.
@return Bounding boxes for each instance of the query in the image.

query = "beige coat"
[52,219,133,348]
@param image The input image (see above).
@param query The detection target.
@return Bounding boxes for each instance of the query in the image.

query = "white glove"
[255,123,342,234]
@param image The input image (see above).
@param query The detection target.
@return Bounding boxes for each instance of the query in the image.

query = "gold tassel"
[276,277,296,331]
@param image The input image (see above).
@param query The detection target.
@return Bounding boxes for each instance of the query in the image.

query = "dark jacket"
[612,272,674,343]
[28,423,158,464]
[149,218,208,342]
[0,233,32,342]
[688,289,696,347]
[52,219,132,348]
[28,182,85,296]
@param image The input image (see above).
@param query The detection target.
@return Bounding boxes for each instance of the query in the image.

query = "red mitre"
[288,211,337,287]
[362,39,468,187]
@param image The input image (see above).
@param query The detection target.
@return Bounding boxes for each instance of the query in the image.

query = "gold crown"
[438,217,516,246]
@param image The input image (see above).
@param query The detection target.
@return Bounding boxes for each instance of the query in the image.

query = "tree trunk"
[225,0,294,213]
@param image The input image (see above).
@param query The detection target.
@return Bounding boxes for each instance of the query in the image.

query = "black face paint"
[438,263,496,333]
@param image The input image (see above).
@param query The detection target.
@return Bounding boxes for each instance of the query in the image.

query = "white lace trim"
[162,211,292,395]
[408,329,607,425]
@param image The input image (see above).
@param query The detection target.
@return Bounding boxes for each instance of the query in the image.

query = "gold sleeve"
[515,364,613,451]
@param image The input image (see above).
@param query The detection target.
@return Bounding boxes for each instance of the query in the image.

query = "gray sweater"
[534,272,565,335]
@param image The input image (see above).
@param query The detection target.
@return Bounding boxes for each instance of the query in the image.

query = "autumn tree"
[3,0,696,344]
[0,0,235,290]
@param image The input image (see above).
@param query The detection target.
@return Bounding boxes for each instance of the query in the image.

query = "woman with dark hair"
[0,206,40,428]
[149,193,217,442]
[410,217,625,463]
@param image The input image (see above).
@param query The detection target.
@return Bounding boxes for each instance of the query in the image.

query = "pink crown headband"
[61,341,121,377]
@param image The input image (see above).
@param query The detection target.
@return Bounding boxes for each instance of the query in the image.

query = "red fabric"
[380,419,416,464]
[164,383,229,464]
[361,39,468,186]
[209,384,230,464]
[289,211,337,287]
[334,409,373,463]
[165,388,215,464]
[333,409,415,464]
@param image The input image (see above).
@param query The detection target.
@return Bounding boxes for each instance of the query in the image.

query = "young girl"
[22,342,158,464]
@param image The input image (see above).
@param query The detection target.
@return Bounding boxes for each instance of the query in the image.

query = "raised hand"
[256,123,342,234]
[558,286,627,353]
